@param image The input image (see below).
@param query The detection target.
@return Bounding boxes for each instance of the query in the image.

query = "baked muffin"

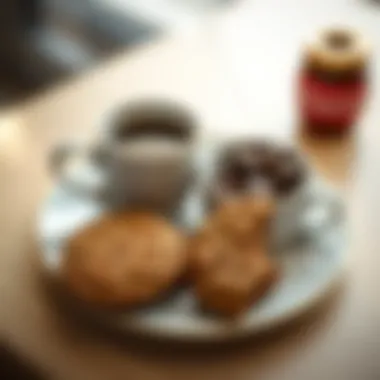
[195,251,278,316]
[62,212,186,307]
[188,196,278,316]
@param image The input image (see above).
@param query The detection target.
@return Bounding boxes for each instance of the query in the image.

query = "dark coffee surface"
[111,103,194,142]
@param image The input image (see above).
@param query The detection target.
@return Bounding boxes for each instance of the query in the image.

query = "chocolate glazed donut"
[210,140,307,208]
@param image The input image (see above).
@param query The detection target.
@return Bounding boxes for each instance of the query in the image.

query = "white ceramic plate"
[37,170,346,342]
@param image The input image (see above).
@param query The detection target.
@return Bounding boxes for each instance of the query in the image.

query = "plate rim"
[37,178,346,342]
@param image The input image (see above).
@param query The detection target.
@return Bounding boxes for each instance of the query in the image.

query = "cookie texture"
[62,212,186,307]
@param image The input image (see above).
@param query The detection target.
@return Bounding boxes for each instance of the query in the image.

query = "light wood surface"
[1,0,380,379]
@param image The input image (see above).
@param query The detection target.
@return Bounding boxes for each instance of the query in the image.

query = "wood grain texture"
[0,0,379,379]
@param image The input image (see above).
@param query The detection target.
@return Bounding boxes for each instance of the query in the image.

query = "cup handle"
[49,141,106,198]
[50,141,79,177]
[300,185,344,241]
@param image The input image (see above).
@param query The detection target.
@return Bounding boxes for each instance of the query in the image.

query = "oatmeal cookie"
[62,212,186,307]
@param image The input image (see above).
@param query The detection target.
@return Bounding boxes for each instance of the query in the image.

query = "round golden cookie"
[62,212,186,307]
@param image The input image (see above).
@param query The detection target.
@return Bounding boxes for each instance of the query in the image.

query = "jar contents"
[298,27,370,137]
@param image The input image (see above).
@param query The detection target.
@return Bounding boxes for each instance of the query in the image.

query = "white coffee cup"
[51,99,197,211]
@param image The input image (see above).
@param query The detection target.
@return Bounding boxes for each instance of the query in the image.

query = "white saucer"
[37,178,346,342]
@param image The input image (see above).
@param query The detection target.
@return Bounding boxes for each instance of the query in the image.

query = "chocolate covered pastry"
[212,141,307,206]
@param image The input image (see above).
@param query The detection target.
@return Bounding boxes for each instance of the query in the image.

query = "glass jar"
[298,27,370,137]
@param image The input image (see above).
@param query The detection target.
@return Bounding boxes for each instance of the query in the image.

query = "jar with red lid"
[298,27,370,137]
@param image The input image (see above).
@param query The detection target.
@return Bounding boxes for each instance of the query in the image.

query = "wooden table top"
[0,0,379,379]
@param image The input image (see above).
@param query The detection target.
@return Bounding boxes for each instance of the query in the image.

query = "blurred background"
[0,0,232,106]
[0,2,231,378]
